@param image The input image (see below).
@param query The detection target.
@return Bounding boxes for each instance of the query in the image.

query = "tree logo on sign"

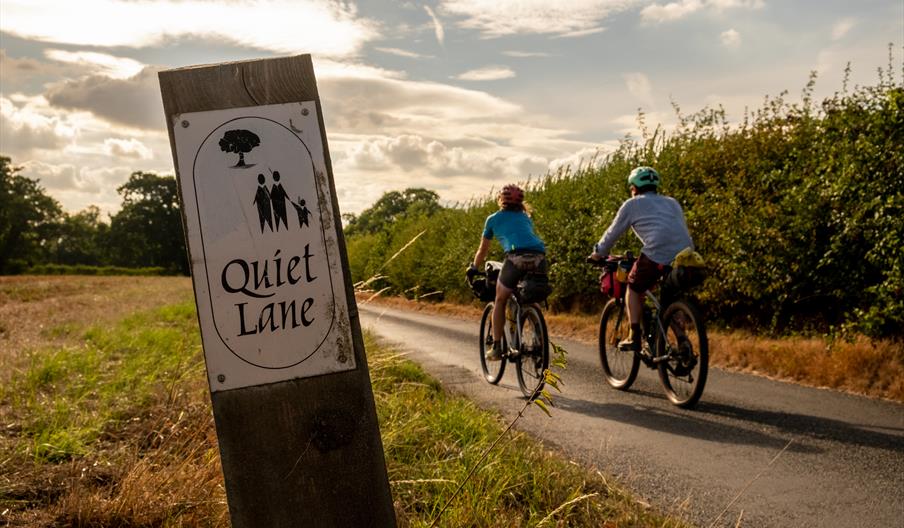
[219,129,260,168]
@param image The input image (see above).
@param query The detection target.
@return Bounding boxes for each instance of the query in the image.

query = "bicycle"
[589,253,709,408]
[467,261,550,399]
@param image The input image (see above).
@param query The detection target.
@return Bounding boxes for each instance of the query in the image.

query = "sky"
[1,0,901,217]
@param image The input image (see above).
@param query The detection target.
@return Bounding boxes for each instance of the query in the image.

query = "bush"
[347,59,903,339]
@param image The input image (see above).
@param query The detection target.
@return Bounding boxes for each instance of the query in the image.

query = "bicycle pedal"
[650,354,670,364]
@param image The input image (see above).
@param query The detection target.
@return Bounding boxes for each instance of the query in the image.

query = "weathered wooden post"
[159,55,396,527]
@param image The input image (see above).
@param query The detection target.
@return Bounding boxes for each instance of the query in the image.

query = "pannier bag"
[666,247,707,290]
[470,261,501,302]
[599,267,626,299]
[665,265,706,290]
[517,272,552,304]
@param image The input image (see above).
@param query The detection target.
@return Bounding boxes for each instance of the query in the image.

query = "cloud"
[375,47,432,59]
[424,5,446,46]
[439,0,637,38]
[640,0,763,24]
[103,138,154,160]
[454,66,516,81]
[503,51,553,58]
[44,66,164,130]
[0,0,378,57]
[832,18,855,41]
[44,50,145,79]
[19,160,84,192]
[334,134,548,181]
[0,94,73,155]
[21,161,137,213]
[624,72,653,104]
[720,28,741,48]
[0,49,87,92]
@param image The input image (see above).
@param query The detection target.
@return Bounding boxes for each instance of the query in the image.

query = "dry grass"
[0,275,225,527]
[3,277,682,527]
[361,294,904,402]
[0,275,193,382]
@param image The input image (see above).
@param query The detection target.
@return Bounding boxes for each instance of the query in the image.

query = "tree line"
[0,157,188,275]
[346,62,903,339]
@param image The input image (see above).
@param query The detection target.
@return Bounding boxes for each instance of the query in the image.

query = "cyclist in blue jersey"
[468,184,547,361]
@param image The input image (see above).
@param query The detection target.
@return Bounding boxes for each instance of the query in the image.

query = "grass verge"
[1,279,682,527]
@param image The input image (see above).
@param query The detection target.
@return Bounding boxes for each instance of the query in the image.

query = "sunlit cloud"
[424,5,446,47]
[375,47,432,59]
[103,138,154,160]
[44,50,145,79]
[0,0,378,57]
[832,18,855,41]
[641,0,763,24]
[454,66,516,81]
[503,51,553,58]
[1,94,76,155]
[439,0,637,38]
[720,28,741,48]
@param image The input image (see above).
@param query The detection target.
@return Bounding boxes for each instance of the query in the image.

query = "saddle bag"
[517,272,552,304]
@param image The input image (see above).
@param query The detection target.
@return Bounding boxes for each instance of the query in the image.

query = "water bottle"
[616,260,630,283]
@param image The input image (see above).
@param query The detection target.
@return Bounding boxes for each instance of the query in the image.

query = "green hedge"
[348,67,903,339]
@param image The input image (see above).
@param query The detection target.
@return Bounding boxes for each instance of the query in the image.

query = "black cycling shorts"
[498,251,547,290]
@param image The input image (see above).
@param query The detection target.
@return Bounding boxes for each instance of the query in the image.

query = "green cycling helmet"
[627,166,661,189]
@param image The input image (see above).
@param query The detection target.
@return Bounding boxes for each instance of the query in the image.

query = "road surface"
[359,304,904,527]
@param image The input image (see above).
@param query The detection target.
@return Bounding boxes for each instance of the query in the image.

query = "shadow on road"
[555,393,904,454]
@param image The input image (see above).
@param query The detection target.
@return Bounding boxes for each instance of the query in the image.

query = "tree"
[47,206,110,266]
[108,172,188,273]
[219,129,260,167]
[344,188,441,236]
[0,156,63,273]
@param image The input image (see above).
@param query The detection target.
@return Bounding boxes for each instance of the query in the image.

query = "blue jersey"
[482,210,545,253]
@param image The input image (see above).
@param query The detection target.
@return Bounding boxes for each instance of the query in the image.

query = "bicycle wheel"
[657,300,708,408]
[598,299,640,390]
[516,305,549,399]
[479,302,506,384]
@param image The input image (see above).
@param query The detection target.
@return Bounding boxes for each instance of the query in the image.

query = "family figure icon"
[252,170,312,233]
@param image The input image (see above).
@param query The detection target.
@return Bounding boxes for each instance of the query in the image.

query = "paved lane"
[359,304,904,527]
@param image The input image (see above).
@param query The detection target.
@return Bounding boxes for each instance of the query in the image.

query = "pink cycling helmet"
[499,184,524,207]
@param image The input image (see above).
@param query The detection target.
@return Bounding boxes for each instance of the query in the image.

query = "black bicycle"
[590,254,709,408]
[467,262,550,399]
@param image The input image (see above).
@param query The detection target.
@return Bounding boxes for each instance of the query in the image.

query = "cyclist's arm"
[473,236,491,268]
[594,200,633,257]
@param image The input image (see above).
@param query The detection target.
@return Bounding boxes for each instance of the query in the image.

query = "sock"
[630,324,641,342]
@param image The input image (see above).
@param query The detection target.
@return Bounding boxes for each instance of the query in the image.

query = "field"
[0,276,682,527]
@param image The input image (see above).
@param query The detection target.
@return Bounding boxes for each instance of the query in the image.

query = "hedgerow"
[348,57,903,339]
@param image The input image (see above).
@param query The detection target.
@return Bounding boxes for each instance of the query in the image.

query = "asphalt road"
[358,304,904,528]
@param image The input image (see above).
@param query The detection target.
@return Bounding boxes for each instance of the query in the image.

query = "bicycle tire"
[657,299,709,408]
[516,305,549,399]
[479,302,506,384]
[598,298,640,390]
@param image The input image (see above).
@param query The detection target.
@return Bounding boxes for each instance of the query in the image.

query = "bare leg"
[493,281,513,344]
[626,287,644,326]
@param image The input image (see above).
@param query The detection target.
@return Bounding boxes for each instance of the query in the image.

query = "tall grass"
[1,284,684,526]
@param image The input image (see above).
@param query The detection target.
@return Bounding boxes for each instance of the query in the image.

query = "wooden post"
[159,55,395,527]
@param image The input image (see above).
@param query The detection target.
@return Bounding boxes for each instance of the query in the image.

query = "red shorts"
[628,253,669,293]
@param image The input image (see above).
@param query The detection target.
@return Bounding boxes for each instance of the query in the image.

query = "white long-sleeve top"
[594,192,693,265]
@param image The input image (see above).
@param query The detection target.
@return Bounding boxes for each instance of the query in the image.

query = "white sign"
[173,102,354,391]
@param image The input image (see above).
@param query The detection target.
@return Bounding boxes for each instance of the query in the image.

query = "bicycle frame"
[503,296,523,356]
